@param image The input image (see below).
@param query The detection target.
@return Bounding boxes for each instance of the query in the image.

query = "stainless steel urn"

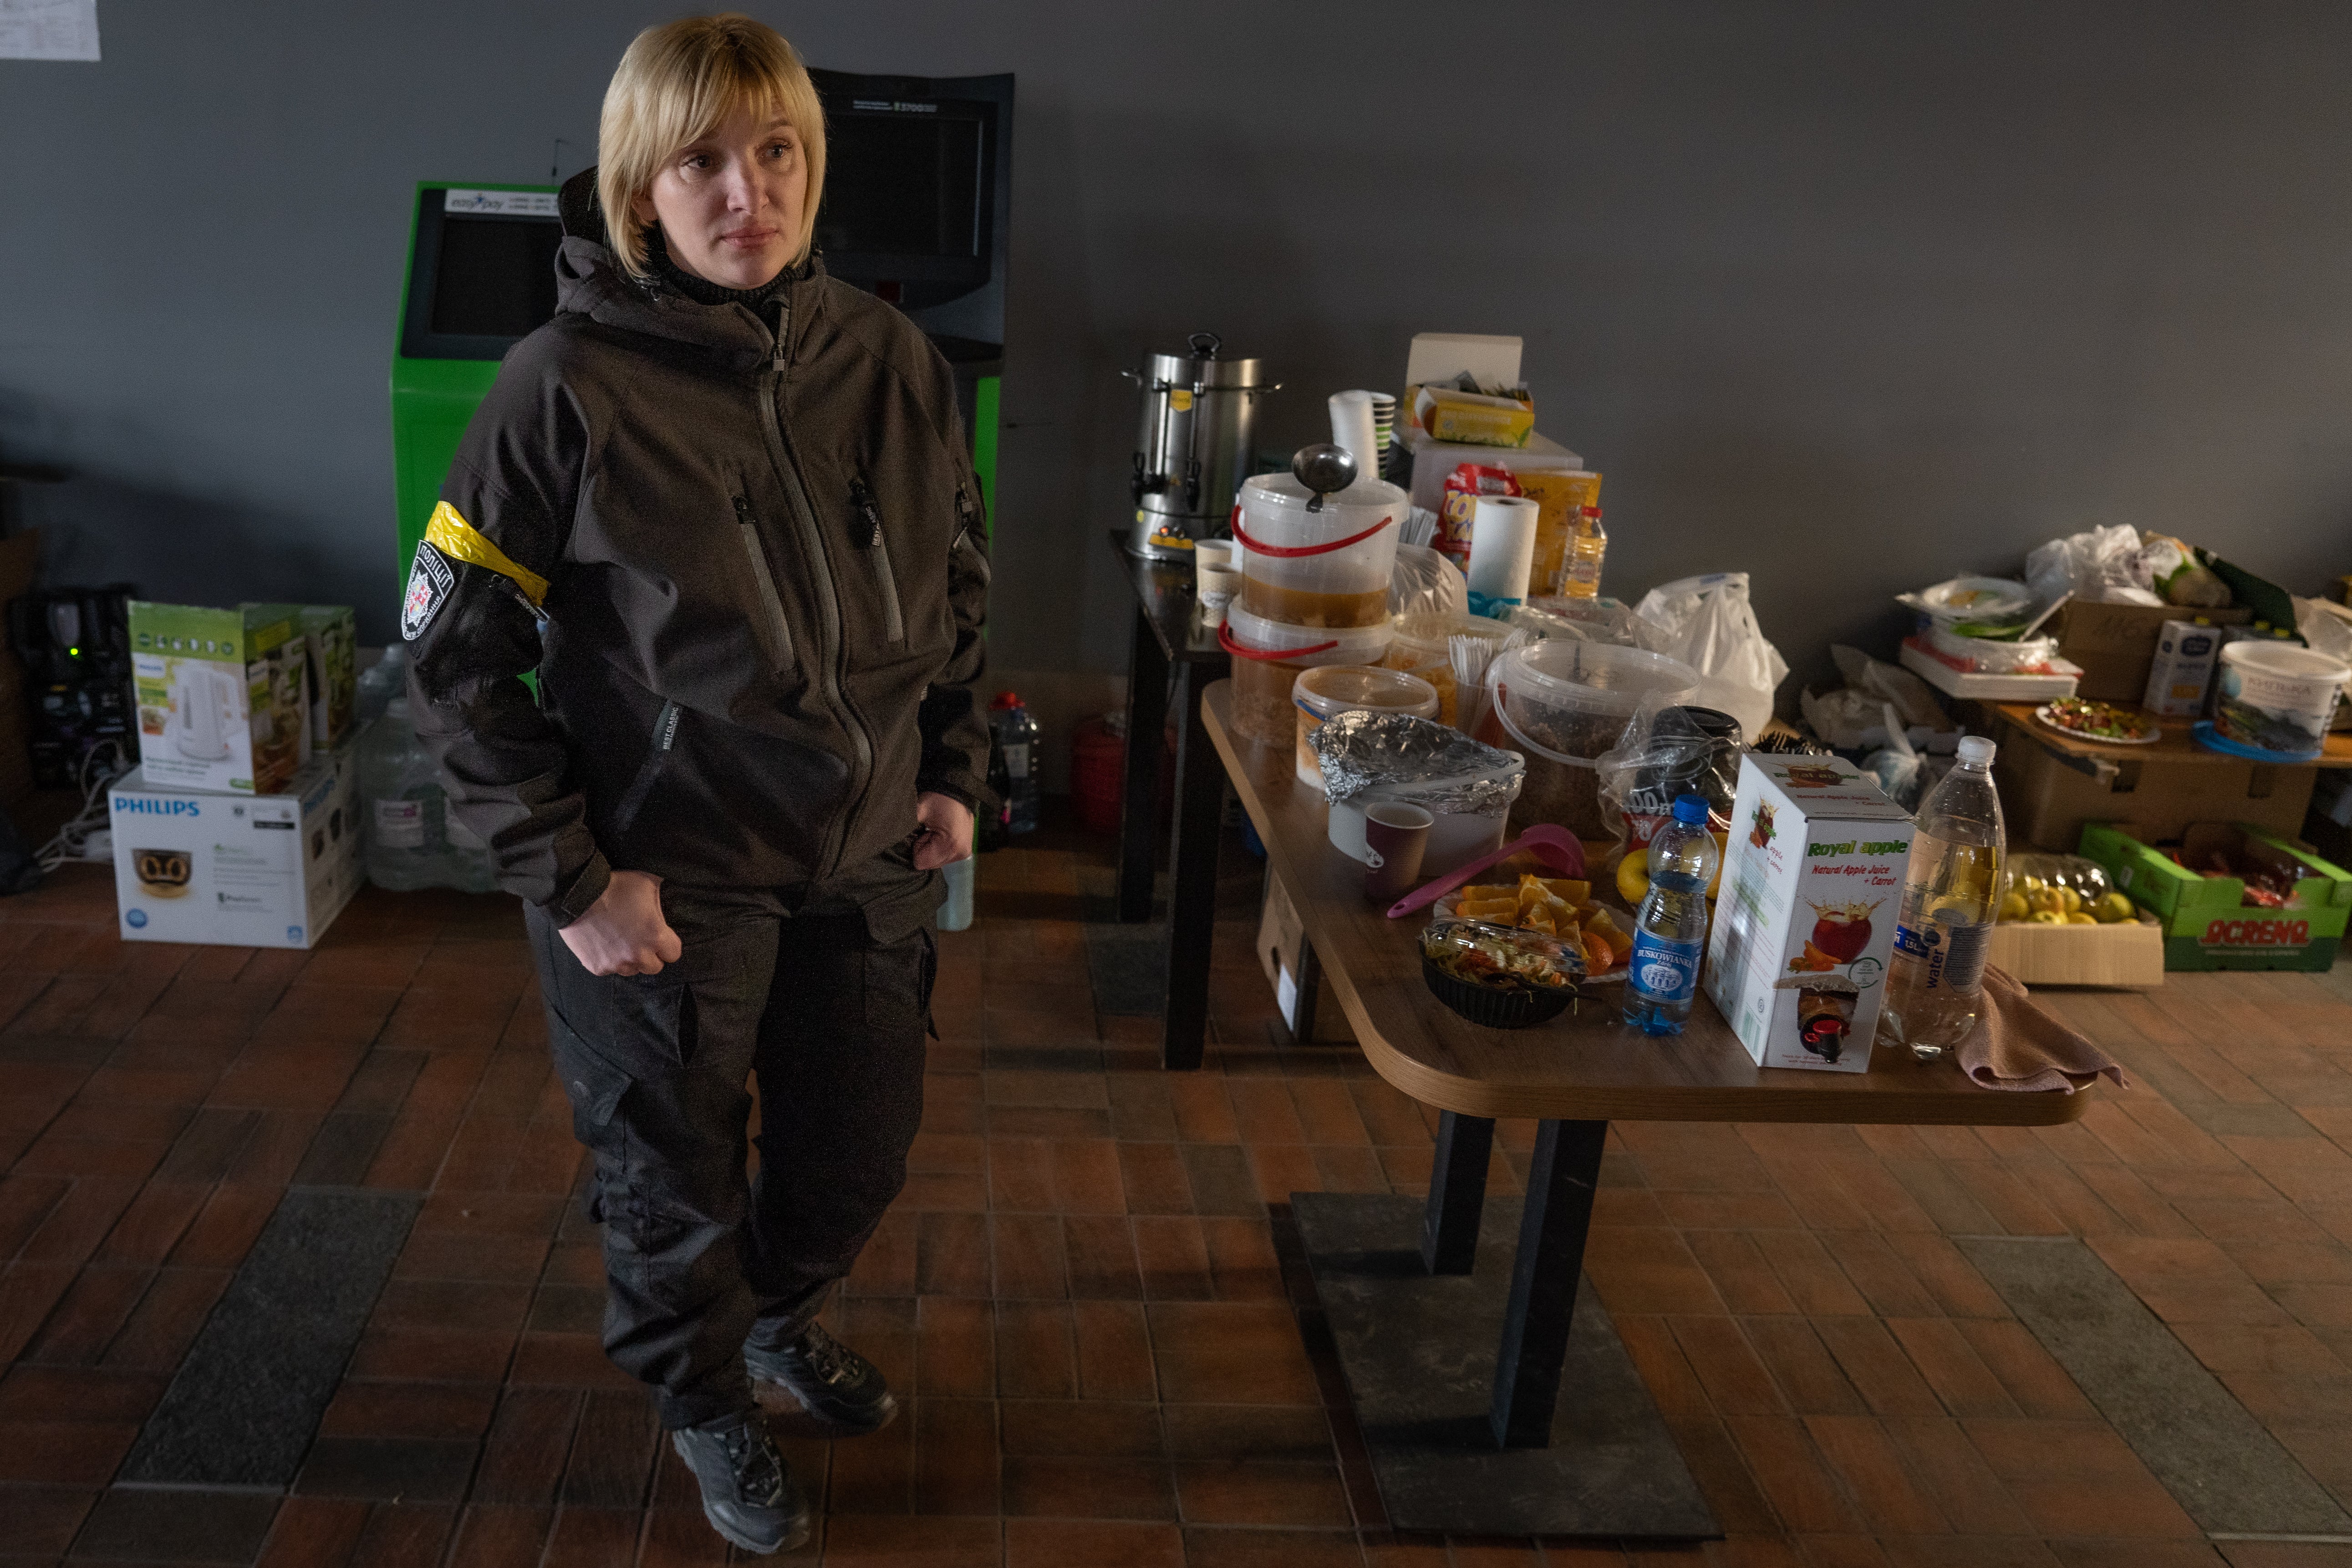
[1123,332,1278,559]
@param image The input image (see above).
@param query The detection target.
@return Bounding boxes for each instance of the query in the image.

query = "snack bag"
[1436,463,1521,573]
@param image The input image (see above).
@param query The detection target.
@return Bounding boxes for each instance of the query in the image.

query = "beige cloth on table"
[1955,966,2129,1094]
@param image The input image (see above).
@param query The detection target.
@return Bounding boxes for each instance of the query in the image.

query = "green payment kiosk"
[390,70,1011,586]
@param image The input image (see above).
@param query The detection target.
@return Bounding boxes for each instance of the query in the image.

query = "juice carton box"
[1704,754,1915,1072]
[109,746,361,949]
[2142,618,2220,718]
[128,603,304,794]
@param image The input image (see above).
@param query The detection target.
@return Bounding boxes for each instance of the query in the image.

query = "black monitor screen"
[430,217,562,339]
[819,113,983,258]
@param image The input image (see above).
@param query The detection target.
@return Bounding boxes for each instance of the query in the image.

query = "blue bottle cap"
[1671,794,1710,825]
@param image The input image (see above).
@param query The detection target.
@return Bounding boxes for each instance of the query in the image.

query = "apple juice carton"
[1703,753,1915,1072]
[128,603,303,794]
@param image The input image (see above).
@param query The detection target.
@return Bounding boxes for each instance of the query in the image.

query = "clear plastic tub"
[1221,604,1394,746]
[1293,665,1439,791]
[1478,641,1699,840]
[1235,472,1407,629]
[1381,612,1512,727]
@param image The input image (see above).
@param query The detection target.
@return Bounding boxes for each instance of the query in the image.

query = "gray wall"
[5,1,2349,697]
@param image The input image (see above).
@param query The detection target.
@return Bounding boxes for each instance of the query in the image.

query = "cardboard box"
[108,747,361,949]
[1255,873,1353,1045]
[2076,821,2351,972]
[1984,913,2165,988]
[1991,714,2318,850]
[248,604,358,752]
[129,602,304,794]
[1705,755,1914,1072]
[2056,601,2251,703]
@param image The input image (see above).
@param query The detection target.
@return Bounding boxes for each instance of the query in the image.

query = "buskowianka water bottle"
[1880,735,2005,1060]
[1622,794,1721,1035]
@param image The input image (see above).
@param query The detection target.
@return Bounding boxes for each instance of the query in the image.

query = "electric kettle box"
[128,602,305,794]
[241,603,357,752]
[109,747,361,950]
[1703,754,1915,1073]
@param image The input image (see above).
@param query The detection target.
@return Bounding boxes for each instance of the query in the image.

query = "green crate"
[2077,820,2350,971]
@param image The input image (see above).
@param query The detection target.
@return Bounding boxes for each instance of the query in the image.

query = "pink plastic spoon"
[1385,824,1587,920]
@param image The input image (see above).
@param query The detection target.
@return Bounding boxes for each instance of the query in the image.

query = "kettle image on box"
[168,663,239,760]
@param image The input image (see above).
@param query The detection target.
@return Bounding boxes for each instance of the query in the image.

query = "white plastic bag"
[2025,524,2163,607]
[1629,573,1790,740]
[1389,542,1467,619]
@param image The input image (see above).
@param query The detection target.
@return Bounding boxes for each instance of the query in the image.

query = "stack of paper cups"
[1328,391,1379,488]
[1367,393,1397,479]
[1465,494,1540,616]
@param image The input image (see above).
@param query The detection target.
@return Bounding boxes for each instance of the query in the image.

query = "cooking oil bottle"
[1562,506,1607,599]
[1879,736,2004,1060]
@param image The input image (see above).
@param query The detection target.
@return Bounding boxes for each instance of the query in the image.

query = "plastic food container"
[1480,641,1699,840]
[1234,472,1407,629]
[1293,666,1439,792]
[2211,642,2351,760]
[1221,603,1393,747]
[1381,612,1512,727]
[1420,917,1583,1028]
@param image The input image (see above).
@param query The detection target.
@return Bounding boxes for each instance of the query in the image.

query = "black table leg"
[1161,662,1222,1070]
[1420,1111,1495,1276]
[1117,605,1169,923]
[1490,1118,1608,1448]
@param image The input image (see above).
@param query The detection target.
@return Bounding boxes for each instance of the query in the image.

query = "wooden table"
[1201,681,2092,1537]
[1108,533,1231,1069]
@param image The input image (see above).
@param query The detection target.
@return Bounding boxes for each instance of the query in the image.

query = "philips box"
[129,602,305,794]
[1704,754,1915,1073]
[109,748,361,949]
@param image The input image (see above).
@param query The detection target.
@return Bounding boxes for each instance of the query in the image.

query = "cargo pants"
[529,853,935,1430]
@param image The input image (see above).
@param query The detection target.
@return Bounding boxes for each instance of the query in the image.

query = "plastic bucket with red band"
[1222,602,1393,747]
[1235,472,1406,630]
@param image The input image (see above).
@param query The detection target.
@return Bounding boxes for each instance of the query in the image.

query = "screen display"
[817,113,983,258]
[429,216,562,339]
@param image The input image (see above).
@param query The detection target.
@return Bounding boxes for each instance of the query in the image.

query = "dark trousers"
[529,870,934,1430]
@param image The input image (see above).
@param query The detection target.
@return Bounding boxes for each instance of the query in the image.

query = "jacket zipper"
[611,699,682,835]
[732,496,796,670]
[850,475,906,645]
[753,303,873,877]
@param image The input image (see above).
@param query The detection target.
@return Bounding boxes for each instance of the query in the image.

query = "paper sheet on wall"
[0,0,100,60]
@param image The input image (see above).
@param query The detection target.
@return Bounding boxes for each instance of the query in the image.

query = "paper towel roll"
[1466,494,1540,611]
[1328,391,1379,487]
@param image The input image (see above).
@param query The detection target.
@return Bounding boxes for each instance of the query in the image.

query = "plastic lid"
[1671,794,1709,825]
[1957,735,1996,766]
[2219,639,2351,680]
[1293,664,1439,720]
[1238,471,1409,514]
[991,691,1022,709]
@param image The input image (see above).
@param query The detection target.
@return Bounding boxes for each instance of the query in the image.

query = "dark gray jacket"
[405,170,992,925]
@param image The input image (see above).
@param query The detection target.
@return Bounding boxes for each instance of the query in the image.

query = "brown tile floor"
[4,836,2352,1566]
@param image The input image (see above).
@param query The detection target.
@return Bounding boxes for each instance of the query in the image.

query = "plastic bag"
[1863,703,1923,809]
[2026,523,2163,607]
[2136,535,2231,608]
[1389,543,1468,620]
[1831,645,1948,730]
[1595,692,1742,871]
[2296,596,2352,669]
[1999,852,2119,922]
[1511,595,1643,647]
[1628,573,1790,739]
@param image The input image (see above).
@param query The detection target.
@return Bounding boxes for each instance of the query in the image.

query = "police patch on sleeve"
[401,541,455,641]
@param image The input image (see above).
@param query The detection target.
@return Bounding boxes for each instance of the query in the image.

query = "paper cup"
[1363,801,1434,903]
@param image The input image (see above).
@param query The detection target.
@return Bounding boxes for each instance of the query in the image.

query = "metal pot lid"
[1138,331,1273,390]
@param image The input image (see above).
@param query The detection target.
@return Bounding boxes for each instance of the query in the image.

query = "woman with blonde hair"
[405,14,991,1553]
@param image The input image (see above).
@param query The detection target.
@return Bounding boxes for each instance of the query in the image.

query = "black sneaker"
[745,1321,900,1435]
[668,1409,811,1555]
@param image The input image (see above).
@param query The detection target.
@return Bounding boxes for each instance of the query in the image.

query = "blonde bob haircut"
[597,14,827,278]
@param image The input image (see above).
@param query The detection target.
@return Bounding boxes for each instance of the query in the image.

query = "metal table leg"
[1161,661,1222,1070]
[1116,605,1168,924]
[1490,1118,1608,1448]
[1420,1111,1495,1276]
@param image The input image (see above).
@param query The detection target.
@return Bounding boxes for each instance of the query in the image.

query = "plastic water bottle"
[940,855,976,931]
[359,698,450,891]
[1562,506,1608,599]
[1880,735,2005,1060]
[355,643,408,727]
[1622,794,1721,1035]
[989,692,1042,836]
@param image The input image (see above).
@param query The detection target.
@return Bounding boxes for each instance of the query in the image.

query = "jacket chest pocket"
[732,495,796,673]
[847,473,906,647]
